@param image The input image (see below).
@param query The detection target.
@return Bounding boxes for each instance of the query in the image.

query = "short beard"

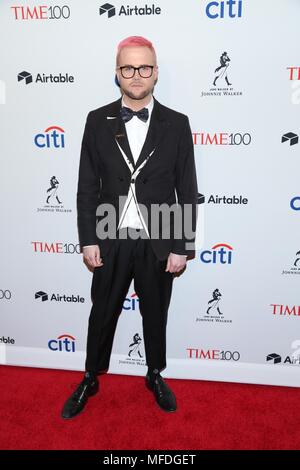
[122,87,154,101]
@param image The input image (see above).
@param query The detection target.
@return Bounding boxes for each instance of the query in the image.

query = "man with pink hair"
[62,36,198,418]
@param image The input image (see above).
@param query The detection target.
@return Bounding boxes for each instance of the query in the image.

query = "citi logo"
[123,292,140,311]
[192,132,251,145]
[34,291,85,303]
[205,0,243,19]
[287,67,300,81]
[281,132,299,146]
[48,334,76,352]
[34,126,65,148]
[18,71,74,85]
[270,304,300,316]
[11,5,70,20]
[290,197,300,211]
[200,243,233,264]
[99,2,161,18]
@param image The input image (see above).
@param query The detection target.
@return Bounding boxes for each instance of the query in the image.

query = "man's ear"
[115,74,120,87]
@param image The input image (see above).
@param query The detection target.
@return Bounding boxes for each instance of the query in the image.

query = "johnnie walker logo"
[196,288,233,324]
[282,250,300,276]
[36,176,72,214]
[201,51,243,98]
[118,332,146,367]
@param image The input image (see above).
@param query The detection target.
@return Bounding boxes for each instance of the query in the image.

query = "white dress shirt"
[119,96,154,229]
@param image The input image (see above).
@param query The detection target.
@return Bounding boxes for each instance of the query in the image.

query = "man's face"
[116,46,158,101]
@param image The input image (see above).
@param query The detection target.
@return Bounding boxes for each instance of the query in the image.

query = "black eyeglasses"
[117,65,155,79]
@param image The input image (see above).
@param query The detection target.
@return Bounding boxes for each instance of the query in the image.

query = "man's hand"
[165,253,187,273]
[82,245,103,269]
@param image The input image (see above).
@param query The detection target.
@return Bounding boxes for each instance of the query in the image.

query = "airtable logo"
[0,336,15,345]
[34,290,84,303]
[18,71,74,85]
[267,346,300,366]
[34,126,65,148]
[266,353,281,364]
[18,71,33,84]
[100,3,116,17]
[99,2,161,18]
[35,291,48,302]
[281,132,299,146]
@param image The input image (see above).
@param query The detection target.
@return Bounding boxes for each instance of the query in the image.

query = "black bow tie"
[120,106,149,123]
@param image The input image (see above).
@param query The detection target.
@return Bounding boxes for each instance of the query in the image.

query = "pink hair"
[116,36,157,65]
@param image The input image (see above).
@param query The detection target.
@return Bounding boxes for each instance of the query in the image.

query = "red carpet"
[0,365,299,450]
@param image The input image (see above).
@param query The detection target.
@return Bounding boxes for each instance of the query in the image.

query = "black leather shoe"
[61,373,99,419]
[146,373,177,412]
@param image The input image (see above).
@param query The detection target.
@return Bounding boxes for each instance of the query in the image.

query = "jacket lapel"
[105,97,170,171]
[106,99,135,169]
[135,97,170,170]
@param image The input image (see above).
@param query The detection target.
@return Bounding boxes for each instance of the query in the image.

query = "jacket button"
[143,178,148,184]
[118,177,124,182]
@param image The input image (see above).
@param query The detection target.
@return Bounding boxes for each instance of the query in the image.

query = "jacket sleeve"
[77,112,101,249]
[172,117,198,257]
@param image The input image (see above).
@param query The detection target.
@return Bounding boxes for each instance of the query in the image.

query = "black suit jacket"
[77,97,198,261]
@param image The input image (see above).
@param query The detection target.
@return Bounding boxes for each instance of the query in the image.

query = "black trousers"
[85,228,174,374]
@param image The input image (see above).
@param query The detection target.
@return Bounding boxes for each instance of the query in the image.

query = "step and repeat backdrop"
[0,0,299,386]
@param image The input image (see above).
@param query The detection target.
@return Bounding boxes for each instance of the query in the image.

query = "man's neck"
[122,94,152,111]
